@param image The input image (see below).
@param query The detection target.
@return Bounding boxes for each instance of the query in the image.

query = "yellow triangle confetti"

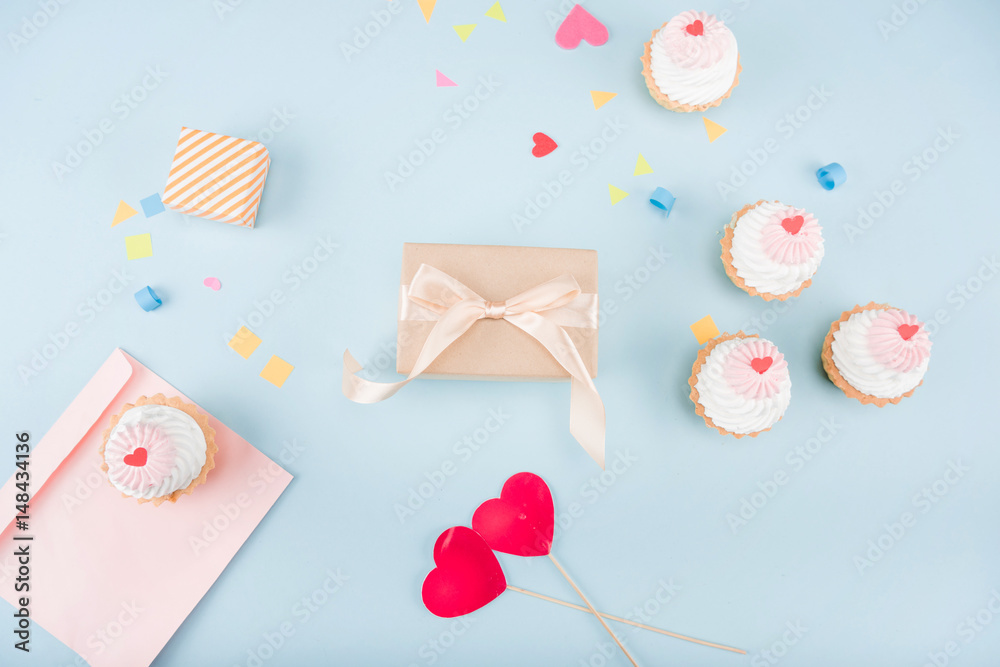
[590,90,617,110]
[703,117,728,143]
[634,153,653,176]
[453,24,477,42]
[608,184,629,205]
[418,0,436,23]
[111,200,138,227]
[485,1,506,22]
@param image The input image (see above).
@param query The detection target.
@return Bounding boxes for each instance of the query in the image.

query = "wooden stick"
[506,585,746,655]
[547,552,640,667]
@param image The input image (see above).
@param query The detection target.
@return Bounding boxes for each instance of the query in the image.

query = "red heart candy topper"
[421,527,507,618]
[473,472,555,558]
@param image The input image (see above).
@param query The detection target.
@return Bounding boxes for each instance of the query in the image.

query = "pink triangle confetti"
[435,69,457,87]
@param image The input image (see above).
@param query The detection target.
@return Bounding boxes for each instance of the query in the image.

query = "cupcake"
[640,10,741,112]
[722,200,824,301]
[100,394,217,505]
[822,303,931,406]
[689,332,791,437]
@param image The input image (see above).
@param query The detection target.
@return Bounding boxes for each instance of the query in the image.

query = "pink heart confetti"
[203,277,222,291]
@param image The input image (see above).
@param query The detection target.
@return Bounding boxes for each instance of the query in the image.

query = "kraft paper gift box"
[396,243,599,379]
[161,126,270,228]
[343,243,606,466]
[0,349,292,667]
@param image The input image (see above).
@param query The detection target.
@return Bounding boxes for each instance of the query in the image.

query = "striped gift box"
[161,127,270,228]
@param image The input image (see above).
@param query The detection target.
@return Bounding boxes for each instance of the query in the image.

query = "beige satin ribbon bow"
[342,264,606,468]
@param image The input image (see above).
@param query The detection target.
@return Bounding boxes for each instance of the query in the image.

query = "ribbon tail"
[342,300,486,405]
[342,349,414,404]
[570,379,606,469]
[506,312,606,468]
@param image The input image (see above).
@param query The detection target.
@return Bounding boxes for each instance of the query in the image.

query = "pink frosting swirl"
[761,207,822,265]
[868,309,931,373]
[661,10,732,69]
[723,339,789,400]
[105,422,176,491]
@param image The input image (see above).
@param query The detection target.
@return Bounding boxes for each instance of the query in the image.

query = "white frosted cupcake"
[689,332,791,437]
[722,200,824,301]
[100,394,217,505]
[640,10,741,112]
[822,303,931,406]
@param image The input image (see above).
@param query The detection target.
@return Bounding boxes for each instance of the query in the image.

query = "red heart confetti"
[123,447,148,467]
[898,324,919,341]
[685,20,704,36]
[531,132,558,158]
[750,357,773,374]
[472,472,554,558]
[781,216,804,235]
[421,527,506,618]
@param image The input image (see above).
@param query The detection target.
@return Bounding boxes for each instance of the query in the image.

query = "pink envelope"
[0,349,292,666]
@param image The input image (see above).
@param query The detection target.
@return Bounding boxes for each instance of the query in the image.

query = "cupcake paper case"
[722,200,825,301]
[822,303,932,406]
[640,10,742,113]
[689,332,792,438]
[100,394,218,505]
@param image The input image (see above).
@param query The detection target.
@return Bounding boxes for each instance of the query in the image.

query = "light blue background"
[2,0,999,665]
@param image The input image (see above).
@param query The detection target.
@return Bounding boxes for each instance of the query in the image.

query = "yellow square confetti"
[125,233,153,260]
[228,326,262,359]
[260,355,294,388]
[690,315,720,345]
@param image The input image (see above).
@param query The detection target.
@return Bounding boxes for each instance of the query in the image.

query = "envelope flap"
[0,349,132,532]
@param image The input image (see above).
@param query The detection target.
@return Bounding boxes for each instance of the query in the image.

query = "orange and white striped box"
[161,127,270,229]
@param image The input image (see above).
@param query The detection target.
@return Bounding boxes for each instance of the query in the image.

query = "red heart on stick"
[750,357,773,374]
[123,447,148,467]
[898,324,919,341]
[531,132,558,158]
[472,472,554,557]
[421,527,507,618]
